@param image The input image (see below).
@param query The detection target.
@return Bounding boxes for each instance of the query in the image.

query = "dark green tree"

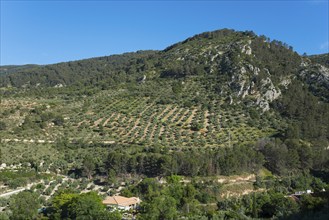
[0,121,6,130]
[9,191,40,220]
[67,192,114,220]
[82,155,96,179]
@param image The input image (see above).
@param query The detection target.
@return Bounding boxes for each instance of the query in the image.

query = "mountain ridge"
[0,29,328,147]
[1,29,328,108]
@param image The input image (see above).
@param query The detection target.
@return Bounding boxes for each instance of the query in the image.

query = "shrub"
[191,122,203,131]
[7,178,27,189]
[0,121,6,130]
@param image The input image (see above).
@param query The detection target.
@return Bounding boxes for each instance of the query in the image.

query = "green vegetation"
[120,174,329,219]
[308,53,329,67]
[0,29,329,219]
[0,170,50,189]
[0,64,39,76]
[9,191,40,220]
[49,191,121,220]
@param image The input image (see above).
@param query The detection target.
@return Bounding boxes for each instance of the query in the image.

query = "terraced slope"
[0,84,279,149]
[0,29,328,165]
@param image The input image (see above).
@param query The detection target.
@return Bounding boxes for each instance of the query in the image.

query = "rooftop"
[102,196,140,207]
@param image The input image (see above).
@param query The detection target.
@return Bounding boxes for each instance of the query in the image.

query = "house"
[293,189,312,196]
[102,196,141,211]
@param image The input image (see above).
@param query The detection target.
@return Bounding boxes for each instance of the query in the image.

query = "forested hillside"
[0,64,39,76]
[1,29,329,219]
[309,53,329,67]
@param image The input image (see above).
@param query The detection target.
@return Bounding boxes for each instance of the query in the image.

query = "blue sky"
[1,0,328,65]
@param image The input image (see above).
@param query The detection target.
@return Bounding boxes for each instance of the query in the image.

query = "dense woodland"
[0,29,329,219]
[309,53,329,68]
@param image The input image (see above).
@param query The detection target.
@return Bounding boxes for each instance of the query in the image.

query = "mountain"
[1,29,328,104]
[0,64,39,76]
[1,27,328,160]
[1,29,329,219]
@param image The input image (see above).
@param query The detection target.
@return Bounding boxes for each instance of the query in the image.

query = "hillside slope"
[309,53,329,67]
[0,64,39,76]
[1,29,328,104]
[1,29,329,220]
[0,28,328,160]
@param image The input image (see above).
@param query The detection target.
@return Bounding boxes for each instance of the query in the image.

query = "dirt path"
[175,109,189,125]
[137,101,153,116]
[0,181,43,198]
[158,126,165,137]
[102,113,115,126]
[110,113,122,126]
[119,116,135,136]
[217,174,255,184]
[128,97,148,114]
[1,138,54,144]
[162,107,177,122]
[149,124,158,140]
[169,108,183,123]
[0,188,26,198]
[157,105,172,119]
[183,108,198,127]
[117,116,129,135]
[91,117,104,128]
[124,118,140,138]
[140,113,157,141]
[77,120,89,127]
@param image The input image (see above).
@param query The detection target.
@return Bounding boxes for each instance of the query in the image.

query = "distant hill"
[308,53,329,68]
[0,64,39,76]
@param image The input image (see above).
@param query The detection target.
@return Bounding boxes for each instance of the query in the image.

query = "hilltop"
[0,64,39,76]
[309,53,329,68]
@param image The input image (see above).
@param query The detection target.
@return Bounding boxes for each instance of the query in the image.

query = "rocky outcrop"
[299,64,329,100]
[256,77,281,111]
[229,63,282,111]
[300,64,329,85]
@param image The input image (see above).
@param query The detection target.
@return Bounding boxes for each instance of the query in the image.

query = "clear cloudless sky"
[0,0,328,65]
